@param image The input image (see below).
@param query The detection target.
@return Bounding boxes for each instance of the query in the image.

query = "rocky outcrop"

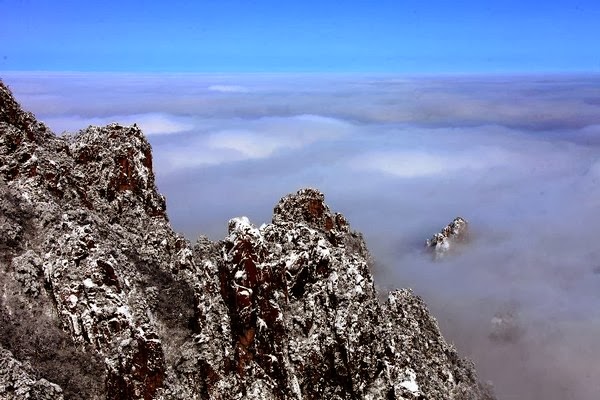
[426,217,469,258]
[0,80,493,399]
[0,346,64,400]
[1,81,189,399]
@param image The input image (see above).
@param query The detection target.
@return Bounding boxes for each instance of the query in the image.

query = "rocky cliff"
[0,80,494,400]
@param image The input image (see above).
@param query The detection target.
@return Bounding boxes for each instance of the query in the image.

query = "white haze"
[4,72,600,400]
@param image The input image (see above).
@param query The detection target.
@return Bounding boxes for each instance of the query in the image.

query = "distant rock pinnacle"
[426,217,469,258]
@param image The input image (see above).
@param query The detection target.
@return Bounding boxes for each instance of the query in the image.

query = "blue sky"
[1,0,599,73]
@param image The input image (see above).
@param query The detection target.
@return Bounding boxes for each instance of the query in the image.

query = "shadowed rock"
[0,346,64,400]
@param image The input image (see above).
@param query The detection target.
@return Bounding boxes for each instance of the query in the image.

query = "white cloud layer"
[205,115,350,158]
[155,114,353,172]
[208,84,248,93]
[4,73,600,400]
[41,113,193,135]
[351,148,510,178]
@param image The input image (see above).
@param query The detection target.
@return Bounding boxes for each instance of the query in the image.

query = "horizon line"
[2,70,600,78]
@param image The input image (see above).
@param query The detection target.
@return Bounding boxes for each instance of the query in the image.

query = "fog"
[4,72,600,399]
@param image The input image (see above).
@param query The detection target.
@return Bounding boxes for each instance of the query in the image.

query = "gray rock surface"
[0,80,494,399]
[0,346,64,400]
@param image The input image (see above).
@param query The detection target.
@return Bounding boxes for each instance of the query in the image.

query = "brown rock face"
[69,123,167,219]
[273,188,348,233]
[1,81,173,399]
[0,80,494,400]
[106,333,166,400]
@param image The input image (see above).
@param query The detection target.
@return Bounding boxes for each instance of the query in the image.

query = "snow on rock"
[209,189,493,399]
[399,368,420,395]
[426,216,469,258]
[0,80,494,399]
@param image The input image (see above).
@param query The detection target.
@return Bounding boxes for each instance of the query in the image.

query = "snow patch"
[67,294,78,307]
[83,278,96,288]
[117,305,132,320]
[257,317,268,332]
[234,270,247,281]
[399,368,420,394]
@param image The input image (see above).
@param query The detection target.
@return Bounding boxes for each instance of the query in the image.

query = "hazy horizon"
[3,72,600,399]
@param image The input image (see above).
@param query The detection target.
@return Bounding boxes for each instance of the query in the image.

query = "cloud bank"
[208,85,248,93]
[43,113,194,135]
[4,72,600,400]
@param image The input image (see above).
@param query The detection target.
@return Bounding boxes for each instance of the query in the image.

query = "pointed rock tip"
[426,216,469,256]
[0,80,25,124]
[272,188,349,233]
[68,122,165,218]
[0,79,51,141]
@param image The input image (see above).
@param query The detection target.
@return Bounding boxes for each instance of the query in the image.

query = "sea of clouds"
[4,72,600,399]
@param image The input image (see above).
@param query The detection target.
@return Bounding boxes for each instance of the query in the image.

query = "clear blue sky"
[1,0,599,73]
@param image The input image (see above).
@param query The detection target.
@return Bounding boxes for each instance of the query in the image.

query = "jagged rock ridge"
[0,81,494,399]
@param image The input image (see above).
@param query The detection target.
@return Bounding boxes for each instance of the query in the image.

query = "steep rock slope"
[0,81,494,399]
